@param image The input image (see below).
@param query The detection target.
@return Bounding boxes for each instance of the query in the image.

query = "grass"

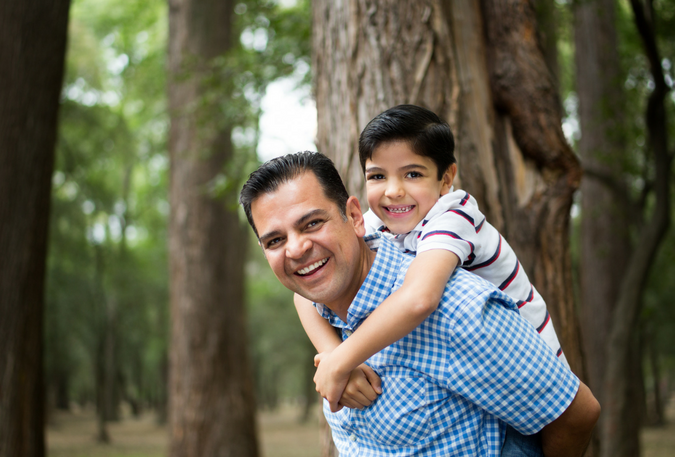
[47,399,674,457]
[47,403,320,457]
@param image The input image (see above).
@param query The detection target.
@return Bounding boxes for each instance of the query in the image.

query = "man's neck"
[327,238,377,323]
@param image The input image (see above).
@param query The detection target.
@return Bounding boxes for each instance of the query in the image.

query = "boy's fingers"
[361,364,383,394]
[329,399,341,412]
[314,354,321,367]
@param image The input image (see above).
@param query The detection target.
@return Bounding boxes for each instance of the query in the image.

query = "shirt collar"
[346,234,408,328]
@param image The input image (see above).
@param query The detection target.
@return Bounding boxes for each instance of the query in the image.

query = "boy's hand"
[313,350,351,412]
[314,352,382,412]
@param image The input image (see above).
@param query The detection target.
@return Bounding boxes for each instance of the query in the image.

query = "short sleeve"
[416,198,488,264]
[443,295,580,435]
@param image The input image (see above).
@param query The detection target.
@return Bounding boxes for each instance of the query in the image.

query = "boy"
[295,105,567,450]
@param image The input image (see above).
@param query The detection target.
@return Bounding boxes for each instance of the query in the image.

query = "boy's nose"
[384,180,405,199]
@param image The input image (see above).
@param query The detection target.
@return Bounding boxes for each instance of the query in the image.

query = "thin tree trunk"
[573,0,630,454]
[600,1,673,456]
[167,0,259,456]
[313,0,584,453]
[0,1,71,456]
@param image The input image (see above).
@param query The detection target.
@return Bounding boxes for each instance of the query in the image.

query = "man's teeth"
[297,258,328,275]
[388,206,413,213]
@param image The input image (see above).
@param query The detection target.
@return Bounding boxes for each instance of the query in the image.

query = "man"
[240,152,600,456]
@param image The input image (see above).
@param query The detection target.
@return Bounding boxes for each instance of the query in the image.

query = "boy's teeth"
[297,258,328,275]
[388,206,413,213]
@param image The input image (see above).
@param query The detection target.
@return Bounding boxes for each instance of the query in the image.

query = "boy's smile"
[365,141,456,234]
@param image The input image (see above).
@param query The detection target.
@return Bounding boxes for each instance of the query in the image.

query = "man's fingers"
[314,353,322,367]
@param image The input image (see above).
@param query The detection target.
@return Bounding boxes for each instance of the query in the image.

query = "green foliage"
[46,0,314,415]
[47,0,172,412]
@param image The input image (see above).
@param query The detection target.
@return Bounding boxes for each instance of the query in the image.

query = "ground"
[47,400,674,457]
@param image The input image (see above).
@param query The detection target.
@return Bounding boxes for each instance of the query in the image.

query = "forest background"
[1,0,674,457]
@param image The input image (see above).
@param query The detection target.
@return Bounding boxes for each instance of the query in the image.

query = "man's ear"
[440,163,458,196]
[345,196,366,237]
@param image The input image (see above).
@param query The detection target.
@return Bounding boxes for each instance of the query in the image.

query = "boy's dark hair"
[359,104,456,179]
[239,151,350,237]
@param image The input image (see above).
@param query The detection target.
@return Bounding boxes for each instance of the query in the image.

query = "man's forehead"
[251,172,334,228]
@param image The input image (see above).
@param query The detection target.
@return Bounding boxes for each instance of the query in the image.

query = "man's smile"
[295,258,329,276]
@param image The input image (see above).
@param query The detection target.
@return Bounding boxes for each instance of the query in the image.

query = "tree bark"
[167,0,259,456]
[573,0,631,454]
[0,1,71,456]
[600,2,673,456]
[313,0,584,453]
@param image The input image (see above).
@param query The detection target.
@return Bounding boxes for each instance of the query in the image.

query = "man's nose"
[285,233,311,259]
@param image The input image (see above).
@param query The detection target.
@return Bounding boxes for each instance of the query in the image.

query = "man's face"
[250,171,371,313]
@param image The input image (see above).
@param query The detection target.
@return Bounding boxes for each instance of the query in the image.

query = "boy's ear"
[346,196,367,237]
[440,163,458,195]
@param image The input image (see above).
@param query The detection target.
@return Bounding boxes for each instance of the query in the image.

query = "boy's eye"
[406,171,423,178]
[367,173,385,180]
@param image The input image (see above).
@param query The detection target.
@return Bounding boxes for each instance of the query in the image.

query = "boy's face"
[365,141,456,234]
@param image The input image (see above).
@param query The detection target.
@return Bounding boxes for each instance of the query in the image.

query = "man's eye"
[307,219,324,229]
[266,238,282,248]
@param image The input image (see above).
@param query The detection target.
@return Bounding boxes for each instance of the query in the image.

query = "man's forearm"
[541,381,600,457]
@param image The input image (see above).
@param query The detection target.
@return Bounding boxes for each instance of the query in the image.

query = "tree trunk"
[573,0,631,454]
[0,1,71,456]
[167,0,259,456]
[600,1,673,455]
[313,0,584,453]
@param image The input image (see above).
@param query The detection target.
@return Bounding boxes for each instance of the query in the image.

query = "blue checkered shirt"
[314,234,579,456]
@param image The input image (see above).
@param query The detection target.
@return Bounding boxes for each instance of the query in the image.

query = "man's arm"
[541,381,600,457]
[313,250,459,411]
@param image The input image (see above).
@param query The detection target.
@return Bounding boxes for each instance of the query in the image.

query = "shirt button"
[349,434,357,442]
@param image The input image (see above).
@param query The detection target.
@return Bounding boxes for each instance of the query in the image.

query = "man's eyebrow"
[258,229,283,245]
[258,209,330,244]
[296,209,330,227]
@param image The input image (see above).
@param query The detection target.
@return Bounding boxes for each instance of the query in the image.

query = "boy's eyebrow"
[365,165,384,174]
[365,163,430,174]
[398,163,430,172]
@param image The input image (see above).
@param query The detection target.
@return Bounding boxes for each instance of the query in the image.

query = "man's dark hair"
[359,104,456,179]
[240,151,350,237]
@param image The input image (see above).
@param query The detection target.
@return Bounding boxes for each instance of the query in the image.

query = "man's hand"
[336,364,382,411]
[314,352,381,412]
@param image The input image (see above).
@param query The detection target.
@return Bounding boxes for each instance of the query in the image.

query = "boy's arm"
[294,294,382,410]
[541,381,601,457]
[315,249,459,411]
[294,293,342,353]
